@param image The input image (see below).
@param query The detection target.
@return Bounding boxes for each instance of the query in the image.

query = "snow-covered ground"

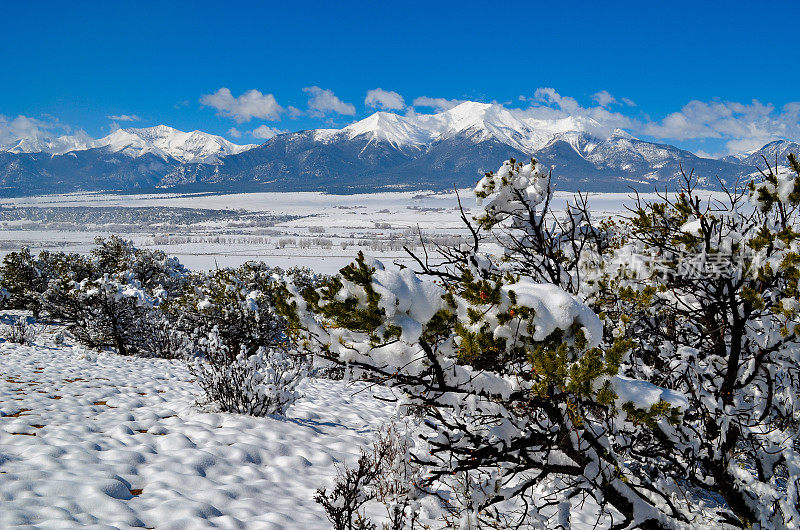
[0,323,396,529]
[0,187,748,528]
[0,188,682,275]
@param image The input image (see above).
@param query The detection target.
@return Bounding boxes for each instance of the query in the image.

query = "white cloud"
[524,89,800,154]
[251,125,287,140]
[106,114,140,122]
[303,86,356,117]
[642,99,800,154]
[592,90,617,108]
[724,137,774,154]
[200,88,284,123]
[693,150,719,159]
[532,88,581,113]
[412,96,464,112]
[0,114,94,154]
[520,88,635,135]
[365,88,405,110]
[227,127,242,138]
[0,114,62,147]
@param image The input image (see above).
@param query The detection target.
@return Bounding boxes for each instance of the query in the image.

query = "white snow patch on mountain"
[5,133,95,156]
[2,126,257,163]
[94,125,257,163]
[336,102,627,153]
[343,112,432,147]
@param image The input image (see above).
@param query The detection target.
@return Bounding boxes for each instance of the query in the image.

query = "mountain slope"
[738,140,800,168]
[1,126,257,164]
[0,149,177,194]
[93,126,257,163]
[169,127,748,193]
[0,103,795,195]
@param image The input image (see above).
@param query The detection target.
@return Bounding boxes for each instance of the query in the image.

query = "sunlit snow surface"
[0,188,731,528]
[0,327,395,529]
[0,320,616,529]
[0,188,726,275]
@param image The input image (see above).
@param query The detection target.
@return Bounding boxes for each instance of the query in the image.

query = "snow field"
[0,188,655,275]
[0,334,396,529]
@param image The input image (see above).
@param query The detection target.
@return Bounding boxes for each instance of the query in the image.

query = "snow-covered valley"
[0,188,668,274]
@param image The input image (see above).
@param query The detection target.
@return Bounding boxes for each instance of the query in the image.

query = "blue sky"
[2,0,799,155]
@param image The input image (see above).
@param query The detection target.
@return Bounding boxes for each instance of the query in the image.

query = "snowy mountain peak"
[342,112,431,147]
[439,101,495,122]
[436,102,517,132]
[1,125,257,163]
[431,102,534,149]
[736,139,800,167]
[96,126,257,163]
[340,102,569,152]
[5,133,95,155]
[337,101,631,154]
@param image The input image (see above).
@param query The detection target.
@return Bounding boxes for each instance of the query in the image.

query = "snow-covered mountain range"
[316,102,617,153]
[0,102,796,195]
[4,125,256,163]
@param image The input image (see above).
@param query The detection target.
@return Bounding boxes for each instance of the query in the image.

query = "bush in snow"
[0,316,35,345]
[191,330,306,416]
[599,155,800,528]
[91,235,187,295]
[0,240,314,361]
[175,264,312,415]
[0,247,53,316]
[63,274,176,356]
[315,424,420,530]
[284,155,800,529]
[167,262,294,360]
[315,450,380,530]
[39,237,187,356]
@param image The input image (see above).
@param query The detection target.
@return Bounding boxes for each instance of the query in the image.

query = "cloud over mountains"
[3,100,797,198]
[200,88,284,123]
[5,86,800,159]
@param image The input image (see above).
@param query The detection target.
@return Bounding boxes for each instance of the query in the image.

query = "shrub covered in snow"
[166,262,289,359]
[175,264,312,416]
[284,156,800,529]
[191,331,306,416]
[0,239,317,362]
[315,451,379,530]
[39,237,188,356]
[0,316,35,344]
[0,247,55,316]
[52,273,168,356]
[0,237,188,356]
[316,423,422,530]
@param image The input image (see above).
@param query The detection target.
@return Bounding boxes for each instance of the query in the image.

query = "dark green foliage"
[0,247,51,316]
[166,262,293,359]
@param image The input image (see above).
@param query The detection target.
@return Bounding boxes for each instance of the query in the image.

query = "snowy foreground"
[0,324,613,529]
[0,331,395,529]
